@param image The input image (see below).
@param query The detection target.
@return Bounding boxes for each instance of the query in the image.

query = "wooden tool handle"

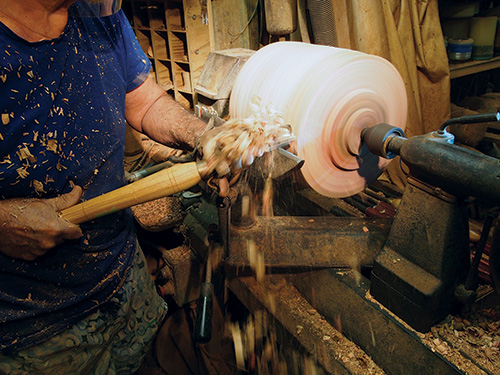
[60,161,205,224]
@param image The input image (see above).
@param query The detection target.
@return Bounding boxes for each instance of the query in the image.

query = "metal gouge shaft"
[60,161,207,224]
[193,224,220,344]
[125,160,173,182]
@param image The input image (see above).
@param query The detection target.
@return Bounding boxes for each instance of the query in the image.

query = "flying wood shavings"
[201,97,293,176]
[230,322,246,370]
[261,175,273,217]
[2,113,10,125]
[246,239,265,282]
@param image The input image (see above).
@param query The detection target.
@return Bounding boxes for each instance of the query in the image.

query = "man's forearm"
[141,93,207,150]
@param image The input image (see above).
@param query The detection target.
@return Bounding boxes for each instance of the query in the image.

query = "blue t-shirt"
[0,5,151,353]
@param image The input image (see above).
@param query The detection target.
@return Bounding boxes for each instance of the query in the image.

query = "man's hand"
[196,115,294,178]
[0,187,83,261]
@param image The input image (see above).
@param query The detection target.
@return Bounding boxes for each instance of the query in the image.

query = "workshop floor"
[137,297,237,375]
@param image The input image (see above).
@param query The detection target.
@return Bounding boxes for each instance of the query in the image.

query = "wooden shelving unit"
[122,0,211,110]
[449,56,500,79]
[448,56,500,146]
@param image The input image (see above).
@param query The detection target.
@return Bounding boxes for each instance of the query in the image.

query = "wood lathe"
[181,42,500,374]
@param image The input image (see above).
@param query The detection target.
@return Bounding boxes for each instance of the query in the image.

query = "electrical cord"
[227,0,260,38]
[438,111,500,132]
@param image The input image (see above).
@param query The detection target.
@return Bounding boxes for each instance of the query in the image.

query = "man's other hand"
[0,187,83,260]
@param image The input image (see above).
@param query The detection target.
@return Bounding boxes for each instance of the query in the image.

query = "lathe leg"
[370,179,471,332]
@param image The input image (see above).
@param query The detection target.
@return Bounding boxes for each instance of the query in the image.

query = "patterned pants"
[0,245,168,375]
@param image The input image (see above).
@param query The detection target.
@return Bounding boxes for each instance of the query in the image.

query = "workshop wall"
[330,0,450,188]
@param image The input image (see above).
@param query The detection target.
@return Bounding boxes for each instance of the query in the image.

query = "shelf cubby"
[166,4,185,30]
[148,0,167,29]
[172,61,191,92]
[175,91,193,110]
[132,1,150,28]
[152,30,169,60]
[136,29,153,58]
[155,60,173,90]
[124,0,210,110]
[170,31,189,62]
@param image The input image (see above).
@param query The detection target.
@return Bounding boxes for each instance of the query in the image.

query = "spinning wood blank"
[229,42,407,198]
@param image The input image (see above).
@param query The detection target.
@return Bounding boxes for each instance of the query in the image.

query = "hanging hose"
[306,0,337,46]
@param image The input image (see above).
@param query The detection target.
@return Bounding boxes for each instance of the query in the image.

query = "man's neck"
[0,0,76,42]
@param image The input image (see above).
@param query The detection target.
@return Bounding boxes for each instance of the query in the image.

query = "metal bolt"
[192,14,197,20]
[195,49,199,54]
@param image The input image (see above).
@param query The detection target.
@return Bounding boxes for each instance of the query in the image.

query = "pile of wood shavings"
[201,98,293,176]
[425,286,500,375]
[365,285,500,375]
[131,196,183,232]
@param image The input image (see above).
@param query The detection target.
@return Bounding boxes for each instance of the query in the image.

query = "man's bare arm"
[124,76,207,150]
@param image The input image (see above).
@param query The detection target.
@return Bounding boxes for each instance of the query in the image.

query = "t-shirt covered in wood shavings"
[0,4,150,353]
